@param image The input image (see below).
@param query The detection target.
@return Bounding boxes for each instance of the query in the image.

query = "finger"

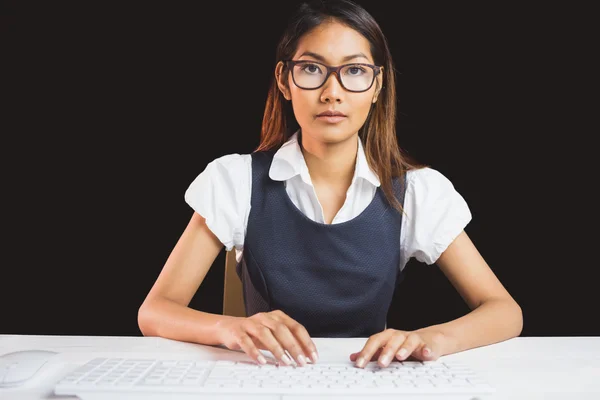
[248,335,270,351]
[238,334,267,365]
[274,311,319,365]
[419,344,436,360]
[246,321,292,366]
[395,332,423,361]
[354,330,393,368]
[249,335,300,365]
[350,347,383,362]
[257,314,306,366]
[378,332,407,367]
[268,319,310,367]
[414,339,440,361]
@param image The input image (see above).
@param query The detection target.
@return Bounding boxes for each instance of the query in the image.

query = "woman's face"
[277,21,382,146]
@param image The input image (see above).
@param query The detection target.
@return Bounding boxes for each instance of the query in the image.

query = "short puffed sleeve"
[184,153,252,251]
[401,167,472,266]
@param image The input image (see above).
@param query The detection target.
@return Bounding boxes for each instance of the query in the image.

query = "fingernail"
[297,354,307,366]
[281,354,292,365]
[423,347,431,356]
[257,355,267,365]
[356,357,365,368]
[397,348,408,359]
[380,354,391,366]
[311,351,319,363]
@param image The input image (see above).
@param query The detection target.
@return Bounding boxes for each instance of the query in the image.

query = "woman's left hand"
[349,328,451,368]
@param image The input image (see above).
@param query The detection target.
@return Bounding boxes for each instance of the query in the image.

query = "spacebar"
[75,394,282,400]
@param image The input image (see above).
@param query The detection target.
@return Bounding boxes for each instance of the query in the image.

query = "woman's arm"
[350,229,523,367]
[138,212,236,345]
[422,230,523,355]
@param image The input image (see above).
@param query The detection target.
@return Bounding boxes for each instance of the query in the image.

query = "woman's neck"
[299,131,358,190]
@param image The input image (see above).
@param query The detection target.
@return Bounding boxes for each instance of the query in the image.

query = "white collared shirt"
[185,131,471,271]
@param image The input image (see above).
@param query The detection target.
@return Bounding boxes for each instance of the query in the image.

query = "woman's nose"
[320,73,344,103]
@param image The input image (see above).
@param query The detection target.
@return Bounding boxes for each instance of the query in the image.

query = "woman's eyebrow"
[297,51,370,63]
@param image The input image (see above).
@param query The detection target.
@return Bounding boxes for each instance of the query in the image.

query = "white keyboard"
[54,357,495,396]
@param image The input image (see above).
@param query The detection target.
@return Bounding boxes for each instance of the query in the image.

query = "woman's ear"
[373,66,384,103]
[275,61,291,101]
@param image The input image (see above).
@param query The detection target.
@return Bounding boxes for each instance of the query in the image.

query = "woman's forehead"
[293,21,373,64]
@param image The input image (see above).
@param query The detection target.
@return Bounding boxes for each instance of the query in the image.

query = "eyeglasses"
[284,60,381,93]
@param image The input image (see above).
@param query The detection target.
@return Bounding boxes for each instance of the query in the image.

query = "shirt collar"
[268,130,381,187]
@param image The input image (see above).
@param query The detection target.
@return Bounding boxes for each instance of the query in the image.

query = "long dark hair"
[255,0,426,213]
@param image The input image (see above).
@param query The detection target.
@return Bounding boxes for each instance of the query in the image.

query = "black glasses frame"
[284,60,382,93]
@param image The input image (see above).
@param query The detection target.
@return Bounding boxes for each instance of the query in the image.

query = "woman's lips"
[316,115,346,123]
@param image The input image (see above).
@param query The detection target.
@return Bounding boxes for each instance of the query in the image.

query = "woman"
[138,0,523,369]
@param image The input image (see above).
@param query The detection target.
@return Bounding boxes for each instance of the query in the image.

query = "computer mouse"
[0,349,58,388]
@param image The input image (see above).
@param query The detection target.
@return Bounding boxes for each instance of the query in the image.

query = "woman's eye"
[301,64,321,74]
[347,66,365,75]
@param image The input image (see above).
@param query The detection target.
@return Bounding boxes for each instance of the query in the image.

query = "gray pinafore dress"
[236,150,407,337]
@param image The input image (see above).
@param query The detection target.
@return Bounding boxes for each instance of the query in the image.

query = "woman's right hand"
[218,310,319,367]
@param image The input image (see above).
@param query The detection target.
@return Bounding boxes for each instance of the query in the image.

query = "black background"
[1,1,595,337]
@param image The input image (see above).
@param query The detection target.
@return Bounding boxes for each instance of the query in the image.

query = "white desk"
[1,335,599,399]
